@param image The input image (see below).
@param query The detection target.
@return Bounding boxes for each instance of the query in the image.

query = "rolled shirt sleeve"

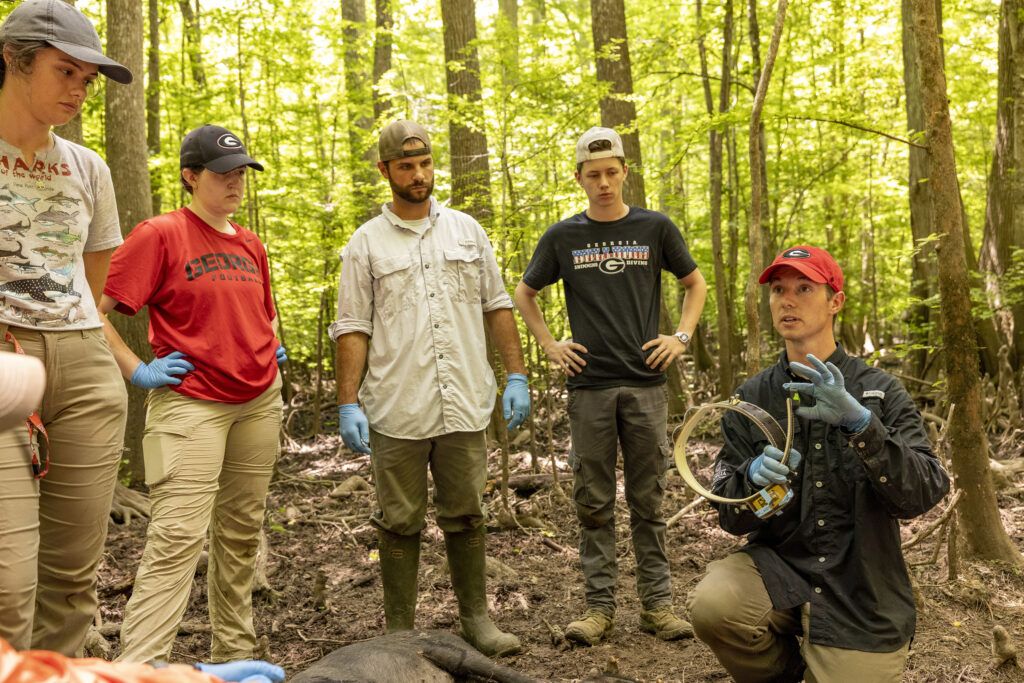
[329,238,374,341]
[478,230,513,312]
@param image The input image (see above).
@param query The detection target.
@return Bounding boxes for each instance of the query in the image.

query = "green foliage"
[6,0,999,377]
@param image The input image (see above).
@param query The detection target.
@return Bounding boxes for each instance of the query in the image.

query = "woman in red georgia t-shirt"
[99,125,285,665]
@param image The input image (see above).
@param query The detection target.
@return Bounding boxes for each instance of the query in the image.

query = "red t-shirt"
[104,207,278,403]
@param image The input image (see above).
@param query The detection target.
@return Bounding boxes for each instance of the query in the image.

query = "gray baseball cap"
[378,120,431,162]
[576,127,625,164]
[0,0,133,84]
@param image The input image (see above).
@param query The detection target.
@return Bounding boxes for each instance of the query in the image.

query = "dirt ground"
[99,423,1024,682]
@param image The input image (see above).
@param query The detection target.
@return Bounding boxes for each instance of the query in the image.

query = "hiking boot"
[565,609,614,646]
[639,605,694,641]
[444,529,522,658]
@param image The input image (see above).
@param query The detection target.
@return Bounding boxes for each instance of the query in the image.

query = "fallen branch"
[294,628,350,646]
[903,490,962,550]
[667,496,707,528]
[96,620,209,638]
[539,536,571,554]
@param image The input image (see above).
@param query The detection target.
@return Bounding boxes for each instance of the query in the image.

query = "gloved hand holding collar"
[275,345,287,365]
[783,353,871,433]
[748,445,802,487]
[339,403,371,454]
[131,351,194,389]
[196,660,285,682]
[502,373,530,430]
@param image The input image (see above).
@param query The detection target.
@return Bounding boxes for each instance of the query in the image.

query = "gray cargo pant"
[567,384,673,615]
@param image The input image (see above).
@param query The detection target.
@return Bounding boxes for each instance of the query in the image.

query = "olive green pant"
[117,374,281,664]
[687,552,910,683]
[368,429,487,536]
[567,385,673,614]
[0,324,127,656]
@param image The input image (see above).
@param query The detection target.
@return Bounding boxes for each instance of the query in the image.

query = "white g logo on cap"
[217,134,243,149]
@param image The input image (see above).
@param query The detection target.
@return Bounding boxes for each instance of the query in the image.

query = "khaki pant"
[368,429,487,536]
[687,552,910,683]
[117,374,282,664]
[567,385,673,614]
[0,324,127,655]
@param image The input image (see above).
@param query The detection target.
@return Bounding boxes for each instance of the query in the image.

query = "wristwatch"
[674,331,691,346]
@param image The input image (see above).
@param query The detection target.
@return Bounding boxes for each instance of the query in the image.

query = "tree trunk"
[441,0,505,448]
[744,0,788,376]
[53,0,83,144]
[372,0,393,121]
[698,0,735,399]
[441,0,493,222]
[591,0,686,412]
[342,0,378,227]
[498,0,519,83]
[147,0,161,217]
[747,0,772,330]
[980,0,1024,376]
[590,0,645,206]
[910,0,1023,565]
[900,0,939,379]
[106,0,154,484]
[179,0,206,88]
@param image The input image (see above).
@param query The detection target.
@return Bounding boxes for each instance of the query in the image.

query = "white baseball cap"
[575,127,625,164]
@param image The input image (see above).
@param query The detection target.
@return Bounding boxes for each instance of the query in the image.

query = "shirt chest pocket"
[442,246,483,304]
[371,254,418,320]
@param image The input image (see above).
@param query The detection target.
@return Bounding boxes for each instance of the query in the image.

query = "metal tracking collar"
[673,398,795,519]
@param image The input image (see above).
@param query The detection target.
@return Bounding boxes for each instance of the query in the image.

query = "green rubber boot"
[444,529,521,657]
[378,529,420,632]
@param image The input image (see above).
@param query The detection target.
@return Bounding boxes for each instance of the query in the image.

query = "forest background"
[4,0,1024,678]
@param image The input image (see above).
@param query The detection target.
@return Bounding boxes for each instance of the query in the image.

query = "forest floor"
[99,422,1024,682]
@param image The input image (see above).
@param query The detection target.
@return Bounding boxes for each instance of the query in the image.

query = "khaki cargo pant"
[0,324,127,655]
[116,374,282,664]
[368,429,487,536]
[567,385,673,615]
[687,552,910,683]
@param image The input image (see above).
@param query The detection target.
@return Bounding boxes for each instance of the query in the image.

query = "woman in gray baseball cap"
[0,0,132,656]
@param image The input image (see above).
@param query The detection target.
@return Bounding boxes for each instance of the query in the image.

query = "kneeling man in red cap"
[687,245,950,683]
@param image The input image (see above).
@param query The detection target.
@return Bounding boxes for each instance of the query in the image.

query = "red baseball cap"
[758,245,844,293]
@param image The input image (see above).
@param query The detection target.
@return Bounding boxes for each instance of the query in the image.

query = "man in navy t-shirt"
[514,127,707,646]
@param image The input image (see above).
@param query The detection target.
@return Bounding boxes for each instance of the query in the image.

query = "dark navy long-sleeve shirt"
[711,345,950,652]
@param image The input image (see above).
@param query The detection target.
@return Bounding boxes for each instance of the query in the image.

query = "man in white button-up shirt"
[329,120,529,658]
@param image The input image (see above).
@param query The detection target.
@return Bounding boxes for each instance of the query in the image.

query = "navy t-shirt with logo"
[522,207,697,389]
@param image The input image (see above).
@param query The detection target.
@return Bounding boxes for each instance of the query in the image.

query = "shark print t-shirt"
[0,134,123,330]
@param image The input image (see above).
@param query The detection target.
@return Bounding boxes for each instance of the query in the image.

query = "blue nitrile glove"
[339,403,371,454]
[502,373,530,430]
[130,351,194,389]
[195,660,285,682]
[783,354,871,432]
[748,445,803,488]
[275,344,287,365]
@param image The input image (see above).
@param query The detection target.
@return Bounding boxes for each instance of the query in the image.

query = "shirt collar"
[778,343,850,377]
[381,197,441,234]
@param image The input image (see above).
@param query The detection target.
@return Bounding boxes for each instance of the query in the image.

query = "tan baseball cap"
[378,120,431,162]
[0,352,45,432]
[576,127,624,163]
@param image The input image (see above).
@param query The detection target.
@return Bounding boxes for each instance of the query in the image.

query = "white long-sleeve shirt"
[329,199,513,439]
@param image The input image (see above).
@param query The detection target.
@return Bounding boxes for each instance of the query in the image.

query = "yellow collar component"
[673,398,796,519]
